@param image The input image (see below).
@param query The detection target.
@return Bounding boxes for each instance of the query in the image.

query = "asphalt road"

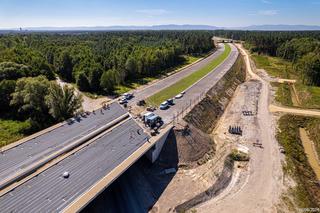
[0,118,149,212]
[156,44,239,123]
[0,43,239,212]
[129,44,225,105]
[0,102,126,182]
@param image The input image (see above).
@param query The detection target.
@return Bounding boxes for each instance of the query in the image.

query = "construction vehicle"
[146,114,163,129]
[143,112,155,123]
[143,112,163,129]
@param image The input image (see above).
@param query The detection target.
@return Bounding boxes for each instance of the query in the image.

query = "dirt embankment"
[173,55,246,167]
[185,55,246,134]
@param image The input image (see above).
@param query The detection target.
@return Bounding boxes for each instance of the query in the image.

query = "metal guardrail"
[0,113,130,191]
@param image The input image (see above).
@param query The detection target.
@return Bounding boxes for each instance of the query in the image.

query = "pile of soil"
[173,124,215,168]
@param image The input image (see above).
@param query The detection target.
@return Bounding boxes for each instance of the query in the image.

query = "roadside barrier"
[0,113,130,191]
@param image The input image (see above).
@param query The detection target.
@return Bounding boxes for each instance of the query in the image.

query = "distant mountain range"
[234,24,320,31]
[2,24,320,32]
[4,25,221,31]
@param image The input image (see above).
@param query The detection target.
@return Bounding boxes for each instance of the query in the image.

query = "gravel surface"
[196,44,284,213]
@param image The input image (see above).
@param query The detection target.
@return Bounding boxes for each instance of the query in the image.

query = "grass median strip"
[146,44,231,106]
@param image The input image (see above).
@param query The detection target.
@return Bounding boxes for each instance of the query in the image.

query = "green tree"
[88,65,102,92]
[0,80,16,113]
[58,51,73,82]
[297,52,320,86]
[100,70,115,94]
[125,57,137,79]
[10,76,51,129]
[0,62,29,81]
[77,72,90,91]
[46,83,83,121]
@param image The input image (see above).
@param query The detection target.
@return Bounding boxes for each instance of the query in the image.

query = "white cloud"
[258,10,278,16]
[136,9,169,16]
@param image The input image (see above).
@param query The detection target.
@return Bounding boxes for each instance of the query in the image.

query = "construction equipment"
[228,125,243,135]
[242,111,254,116]
[146,115,163,129]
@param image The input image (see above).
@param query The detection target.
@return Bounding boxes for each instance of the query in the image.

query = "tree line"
[213,30,320,86]
[0,31,215,130]
[0,76,82,130]
[0,31,214,94]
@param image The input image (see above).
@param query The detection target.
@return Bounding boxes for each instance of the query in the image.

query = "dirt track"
[195,44,284,212]
[269,104,320,117]
[56,77,111,111]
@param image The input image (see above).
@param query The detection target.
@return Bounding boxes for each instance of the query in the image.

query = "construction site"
[2,35,319,213]
[82,42,286,213]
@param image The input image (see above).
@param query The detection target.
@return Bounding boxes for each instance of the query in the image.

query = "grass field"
[271,82,293,107]
[114,55,203,95]
[295,83,320,109]
[277,115,320,209]
[252,54,294,78]
[146,44,231,106]
[0,119,31,147]
[252,53,320,108]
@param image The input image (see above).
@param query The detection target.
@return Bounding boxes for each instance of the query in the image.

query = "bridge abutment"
[146,126,173,163]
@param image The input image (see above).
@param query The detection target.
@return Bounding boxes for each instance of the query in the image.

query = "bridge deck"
[0,102,126,182]
[0,118,149,212]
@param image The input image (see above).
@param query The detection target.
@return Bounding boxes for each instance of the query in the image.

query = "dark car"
[167,98,174,105]
[137,99,146,106]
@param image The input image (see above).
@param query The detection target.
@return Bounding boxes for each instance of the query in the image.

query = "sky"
[1,0,320,28]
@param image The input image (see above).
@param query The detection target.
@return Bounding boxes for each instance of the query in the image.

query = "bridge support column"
[146,127,173,163]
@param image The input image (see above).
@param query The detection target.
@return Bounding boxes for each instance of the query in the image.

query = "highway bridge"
[0,43,239,212]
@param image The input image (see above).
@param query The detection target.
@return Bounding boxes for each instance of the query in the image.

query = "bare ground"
[152,44,285,213]
[269,105,320,118]
[56,77,111,111]
[196,44,284,213]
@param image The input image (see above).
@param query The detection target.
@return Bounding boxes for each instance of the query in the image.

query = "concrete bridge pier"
[146,126,173,163]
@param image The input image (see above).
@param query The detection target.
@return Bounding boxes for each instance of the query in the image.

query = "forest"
[0,31,214,141]
[213,30,320,86]
[0,31,214,94]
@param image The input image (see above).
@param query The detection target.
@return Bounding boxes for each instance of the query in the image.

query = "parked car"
[167,98,174,105]
[175,93,183,99]
[119,98,128,104]
[123,92,134,100]
[159,101,169,110]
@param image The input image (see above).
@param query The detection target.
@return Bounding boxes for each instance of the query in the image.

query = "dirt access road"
[56,77,111,111]
[269,104,320,118]
[196,44,283,213]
